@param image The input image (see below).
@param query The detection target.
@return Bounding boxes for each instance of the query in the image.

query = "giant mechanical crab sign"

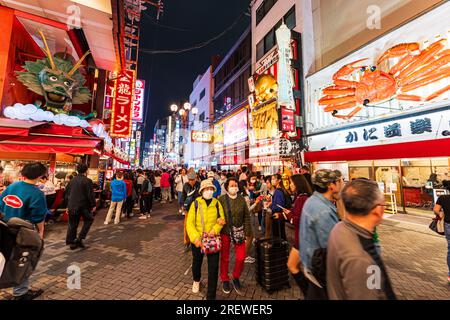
[318,39,450,119]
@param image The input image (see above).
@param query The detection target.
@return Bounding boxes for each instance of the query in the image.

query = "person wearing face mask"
[218,177,252,295]
[186,179,225,300]
[207,171,221,198]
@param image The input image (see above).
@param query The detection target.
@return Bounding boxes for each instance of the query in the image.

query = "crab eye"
[360,67,367,72]
[64,81,72,87]
[370,66,377,72]
[49,75,58,82]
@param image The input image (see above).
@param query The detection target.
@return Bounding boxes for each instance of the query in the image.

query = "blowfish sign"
[110,70,135,138]
[133,79,145,122]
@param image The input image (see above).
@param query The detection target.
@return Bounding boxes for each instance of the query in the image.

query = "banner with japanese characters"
[110,70,135,138]
[133,79,145,122]
[308,110,450,151]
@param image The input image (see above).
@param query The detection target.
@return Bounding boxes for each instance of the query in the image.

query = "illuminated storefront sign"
[305,2,450,133]
[249,141,276,158]
[111,69,135,138]
[280,107,295,132]
[133,79,145,122]
[223,109,248,146]
[249,103,279,142]
[213,123,224,152]
[191,130,212,143]
[308,110,450,151]
[276,23,295,110]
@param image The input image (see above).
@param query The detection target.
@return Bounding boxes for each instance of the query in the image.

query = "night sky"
[137,0,251,143]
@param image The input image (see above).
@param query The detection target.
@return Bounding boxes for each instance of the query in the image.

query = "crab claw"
[377,43,420,64]
[333,59,368,80]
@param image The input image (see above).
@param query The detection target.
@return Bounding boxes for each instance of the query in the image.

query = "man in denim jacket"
[299,169,343,300]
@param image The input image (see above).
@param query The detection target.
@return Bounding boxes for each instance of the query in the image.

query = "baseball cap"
[187,172,197,180]
[312,169,342,189]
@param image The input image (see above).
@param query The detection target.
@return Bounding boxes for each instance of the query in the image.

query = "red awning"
[0,118,45,136]
[0,135,101,155]
[102,151,130,166]
[304,138,450,162]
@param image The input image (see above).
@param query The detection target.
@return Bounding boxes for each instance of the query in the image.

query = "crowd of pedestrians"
[0,162,449,301]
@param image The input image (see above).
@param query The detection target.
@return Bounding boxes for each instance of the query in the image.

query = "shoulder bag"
[195,200,222,254]
[225,196,245,244]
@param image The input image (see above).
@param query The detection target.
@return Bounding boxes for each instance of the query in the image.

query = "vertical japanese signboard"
[110,70,135,138]
[133,79,145,122]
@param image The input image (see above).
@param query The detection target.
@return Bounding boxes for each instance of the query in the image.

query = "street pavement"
[1,200,449,300]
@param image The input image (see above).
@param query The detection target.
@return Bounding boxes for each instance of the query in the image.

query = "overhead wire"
[139,8,250,55]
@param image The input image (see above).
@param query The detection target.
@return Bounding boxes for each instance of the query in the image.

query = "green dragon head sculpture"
[15,30,91,115]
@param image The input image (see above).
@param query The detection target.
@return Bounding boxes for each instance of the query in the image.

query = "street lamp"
[183,102,191,111]
[179,108,186,116]
[170,104,178,113]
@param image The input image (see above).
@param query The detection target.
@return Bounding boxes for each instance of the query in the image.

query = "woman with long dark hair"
[267,174,289,240]
[282,174,313,296]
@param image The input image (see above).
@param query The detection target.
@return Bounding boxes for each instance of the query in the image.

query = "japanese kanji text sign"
[133,79,145,122]
[110,70,135,138]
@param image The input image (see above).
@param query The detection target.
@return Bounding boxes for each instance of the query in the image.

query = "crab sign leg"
[378,43,420,64]
[331,59,368,88]
[397,39,447,80]
[331,107,363,120]
[400,51,450,86]
[323,101,357,112]
[322,86,356,96]
[389,54,416,76]
[402,67,450,92]
[319,95,357,106]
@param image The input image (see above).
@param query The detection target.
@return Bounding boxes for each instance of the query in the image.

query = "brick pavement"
[0,201,449,300]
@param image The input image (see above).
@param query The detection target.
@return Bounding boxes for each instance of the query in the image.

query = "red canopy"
[304,138,450,162]
[0,119,101,155]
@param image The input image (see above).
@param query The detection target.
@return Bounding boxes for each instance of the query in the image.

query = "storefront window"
[374,160,401,205]
[348,160,373,180]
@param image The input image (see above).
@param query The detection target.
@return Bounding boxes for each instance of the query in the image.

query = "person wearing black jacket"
[139,173,153,220]
[65,163,96,250]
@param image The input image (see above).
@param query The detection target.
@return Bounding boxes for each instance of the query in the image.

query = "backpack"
[146,180,153,193]
[0,218,44,288]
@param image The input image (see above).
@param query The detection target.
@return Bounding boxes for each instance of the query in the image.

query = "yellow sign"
[191,130,212,143]
[251,102,279,141]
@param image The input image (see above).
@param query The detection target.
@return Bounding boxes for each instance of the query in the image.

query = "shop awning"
[102,151,130,166]
[0,118,45,137]
[304,138,450,162]
[0,135,101,155]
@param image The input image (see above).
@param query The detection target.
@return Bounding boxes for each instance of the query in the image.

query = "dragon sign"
[319,39,450,119]
[15,30,92,118]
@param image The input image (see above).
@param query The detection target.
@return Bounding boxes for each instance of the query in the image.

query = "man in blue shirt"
[299,169,343,300]
[0,162,47,300]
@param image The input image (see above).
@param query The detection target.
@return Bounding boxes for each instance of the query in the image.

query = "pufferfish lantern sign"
[12,30,93,119]
[319,39,450,120]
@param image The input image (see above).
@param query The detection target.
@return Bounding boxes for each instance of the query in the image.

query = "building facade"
[185,67,214,169]
[212,25,251,171]
[302,0,450,214]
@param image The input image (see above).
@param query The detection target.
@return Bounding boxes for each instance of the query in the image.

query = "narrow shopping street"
[1,202,448,300]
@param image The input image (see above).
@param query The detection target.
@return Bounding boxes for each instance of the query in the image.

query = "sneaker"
[244,256,256,264]
[104,221,109,225]
[232,278,242,295]
[12,289,44,300]
[76,239,87,249]
[182,211,186,216]
[69,243,78,250]
[121,214,126,218]
[139,215,147,220]
[258,226,262,231]
[192,281,200,293]
[222,281,231,294]
[129,213,135,217]
[114,221,120,225]
[147,214,151,218]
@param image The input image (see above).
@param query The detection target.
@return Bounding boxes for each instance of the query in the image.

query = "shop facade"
[303,2,450,215]
[247,23,303,176]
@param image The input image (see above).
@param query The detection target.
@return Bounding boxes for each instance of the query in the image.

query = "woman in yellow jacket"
[186,179,225,300]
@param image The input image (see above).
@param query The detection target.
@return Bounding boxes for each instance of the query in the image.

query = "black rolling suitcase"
[255,219,290,293]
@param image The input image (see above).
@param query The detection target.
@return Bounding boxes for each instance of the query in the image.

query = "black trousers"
[46,194,56,210]
[272,218,287,241]
[305,279,328,300]
[154,187,161,200]
[191,245,220,300]
[140,192,153,213]
[122,196,133,216]
[66,208,94,245]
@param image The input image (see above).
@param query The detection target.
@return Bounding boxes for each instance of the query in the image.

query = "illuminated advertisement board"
[223,109,248,146]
